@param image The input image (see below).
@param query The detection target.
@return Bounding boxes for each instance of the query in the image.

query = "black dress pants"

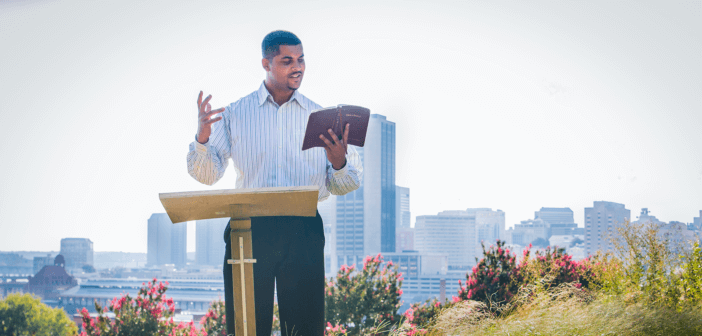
[223,211,325,336]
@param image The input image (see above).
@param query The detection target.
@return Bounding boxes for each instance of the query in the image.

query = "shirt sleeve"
[186,105,232,186]
[326,145,363,195]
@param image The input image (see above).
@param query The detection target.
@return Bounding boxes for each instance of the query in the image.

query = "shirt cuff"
[332,160,349,177]
[190,141,209,155]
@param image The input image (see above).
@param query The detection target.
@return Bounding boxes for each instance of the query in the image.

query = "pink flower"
[398,289,403,295]
[452,296,460,303]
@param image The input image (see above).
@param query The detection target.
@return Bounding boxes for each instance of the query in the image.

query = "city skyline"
[1,1,700,252]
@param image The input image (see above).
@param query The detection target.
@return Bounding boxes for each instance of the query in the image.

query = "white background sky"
[1,0,700,253]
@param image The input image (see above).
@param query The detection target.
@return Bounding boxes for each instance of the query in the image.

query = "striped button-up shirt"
[187,82,363,202]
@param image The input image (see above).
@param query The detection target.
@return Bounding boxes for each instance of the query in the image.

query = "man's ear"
[262,58,270,72]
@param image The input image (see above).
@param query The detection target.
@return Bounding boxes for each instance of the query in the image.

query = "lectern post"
[158,186,319,336]
[226,218,256,335]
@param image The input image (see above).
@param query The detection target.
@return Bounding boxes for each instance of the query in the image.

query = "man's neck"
[264,80,294,106]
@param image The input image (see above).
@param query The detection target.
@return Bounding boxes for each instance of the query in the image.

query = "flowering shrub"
[199,299,226,336]
[400,298,447,334]
[516,244,595,291]
[325,322,348,335]
[456,240,519,312]
[79,278,179,335]
[324,253,403,335]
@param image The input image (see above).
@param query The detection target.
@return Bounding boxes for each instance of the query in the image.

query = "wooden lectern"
[159,186,319,336]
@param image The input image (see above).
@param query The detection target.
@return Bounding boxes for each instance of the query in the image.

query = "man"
[186,30,362,336]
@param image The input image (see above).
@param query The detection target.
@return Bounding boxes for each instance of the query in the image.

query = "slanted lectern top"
[159,186,319,336]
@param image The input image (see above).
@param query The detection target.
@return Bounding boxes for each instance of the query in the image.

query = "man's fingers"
[319,134,334,148]
[343,123,350,144]
[207,107,225,115]
[200,94,213,113]
[204,116,223,125]
[205,103,211,113]
[197,91,203,110]
[202,109,222,119]
[327,129,339,145]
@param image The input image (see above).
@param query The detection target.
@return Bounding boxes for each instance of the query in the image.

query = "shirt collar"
[257,81,308,110]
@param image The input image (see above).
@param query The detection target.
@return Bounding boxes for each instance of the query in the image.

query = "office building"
[584,201,630,255]
[510,219,549,246]
[195,218,229,266]
[535,207,574,224]
[396,186,410,229]
[33,254,54,274]
[147,213,187,266]
[396,227,414,253]
[400,272,464,311]
[694,211,702,228]
[633,208,699,254]
[336,114,396,268]
[380,251,448,279]
[475,208,506,249]
[535,207,584,235]
[318,195,337,276]
[415,208,503,270]
[60,238,93,270]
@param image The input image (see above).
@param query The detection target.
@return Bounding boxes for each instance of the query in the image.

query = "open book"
[301,105,371,151]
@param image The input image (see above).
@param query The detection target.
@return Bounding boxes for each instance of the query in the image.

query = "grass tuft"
[426,284,702,335]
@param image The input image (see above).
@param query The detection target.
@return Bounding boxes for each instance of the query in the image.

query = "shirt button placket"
[277,105,284,184]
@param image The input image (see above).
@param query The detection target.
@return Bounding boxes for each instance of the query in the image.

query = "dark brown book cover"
[301,105,371,151]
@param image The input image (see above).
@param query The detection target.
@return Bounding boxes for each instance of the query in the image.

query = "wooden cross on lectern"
[227,219,257,336]
[159,186,318,336]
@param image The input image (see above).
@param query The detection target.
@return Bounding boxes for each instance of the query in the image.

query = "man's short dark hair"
[262,30,302,60]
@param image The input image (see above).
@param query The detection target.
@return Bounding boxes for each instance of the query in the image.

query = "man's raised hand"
[319,123,350,170]
[196,91,225,144]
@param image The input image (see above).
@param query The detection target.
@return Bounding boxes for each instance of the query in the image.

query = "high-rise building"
[474,208,506,250]
[693,210,701,229]
[510,219,549,246]
[380,252,448,279]
[396,186,410,229]
[584,201,630,255]
[60,238,93,270]
[396,228,414,252]
[318,195,337,276]
[147,213,187,266]
[195,218,229,266]
[336,114,396,268]
[534,207,583,236]
[535,207,574,224]
[415,208,503,270]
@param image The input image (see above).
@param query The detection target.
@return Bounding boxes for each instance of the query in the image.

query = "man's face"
[263,44,305,91]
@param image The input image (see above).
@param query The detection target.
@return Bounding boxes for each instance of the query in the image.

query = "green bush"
[0,292,77,336]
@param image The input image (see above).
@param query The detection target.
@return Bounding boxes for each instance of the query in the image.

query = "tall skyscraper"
[336,114,396,268]
[474,208,506,249]
[60,238,93,270]
[396,186,410,229]
[147,213,187,266]
[584,201,630,255]
[318,195,337,276]
[693,210,701,228]
[195,218,229,266]
[415,208,504,270]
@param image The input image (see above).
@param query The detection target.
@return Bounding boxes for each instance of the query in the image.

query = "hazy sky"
[1,0,700,252]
